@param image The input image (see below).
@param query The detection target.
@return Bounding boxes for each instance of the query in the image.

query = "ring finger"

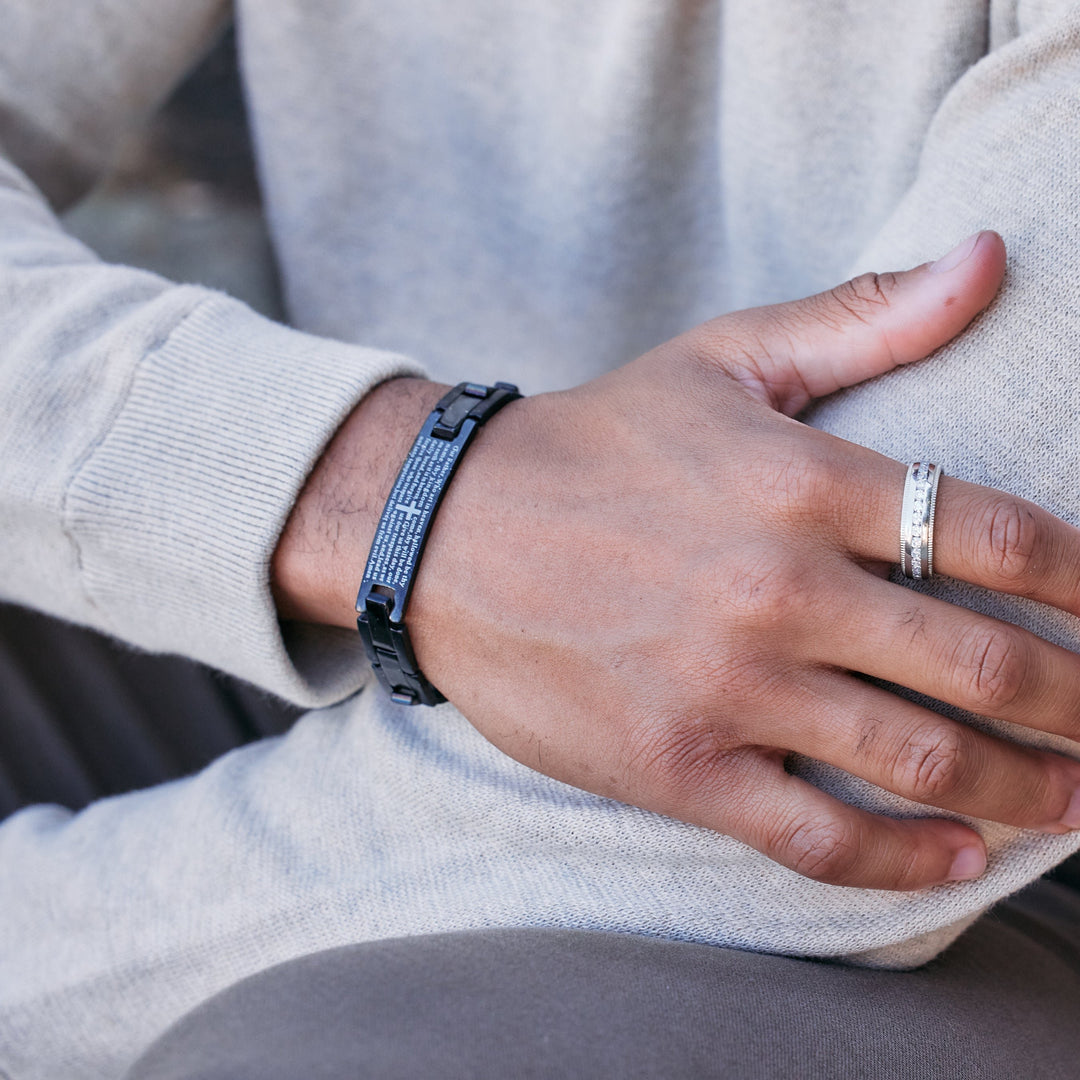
[837,452,1080,618]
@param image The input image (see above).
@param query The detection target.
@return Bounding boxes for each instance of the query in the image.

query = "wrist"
[271,376,450,628]
[354,381,522,704]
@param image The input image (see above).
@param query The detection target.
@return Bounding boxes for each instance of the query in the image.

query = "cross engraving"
[394,501,423,521]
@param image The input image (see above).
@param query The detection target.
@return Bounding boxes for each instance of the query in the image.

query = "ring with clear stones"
[900,462,943,580]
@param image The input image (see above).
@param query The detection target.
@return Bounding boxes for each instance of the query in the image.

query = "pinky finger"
[721,753,987,891]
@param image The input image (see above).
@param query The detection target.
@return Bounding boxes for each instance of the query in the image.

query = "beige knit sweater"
[1,1,1079,1076]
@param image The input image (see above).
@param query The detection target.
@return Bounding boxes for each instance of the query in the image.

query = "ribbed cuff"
[64,291,426,706]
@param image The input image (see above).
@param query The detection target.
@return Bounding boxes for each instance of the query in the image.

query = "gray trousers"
[2,602,1079,1080]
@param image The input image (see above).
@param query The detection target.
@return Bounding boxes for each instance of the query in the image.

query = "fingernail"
[1060,787,1080,830]
[947,845,986,882]
[929,232,982,274]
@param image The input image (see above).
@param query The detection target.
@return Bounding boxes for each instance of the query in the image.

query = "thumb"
[718,230,1006,415]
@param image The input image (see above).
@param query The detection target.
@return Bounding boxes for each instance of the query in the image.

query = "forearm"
[0,144,424,705]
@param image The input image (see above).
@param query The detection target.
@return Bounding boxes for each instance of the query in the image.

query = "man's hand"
[275,230,1080,891]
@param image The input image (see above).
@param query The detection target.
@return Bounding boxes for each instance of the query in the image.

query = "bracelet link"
[358,591,438,706]
[431,381,520,440]
[356,380,522,706]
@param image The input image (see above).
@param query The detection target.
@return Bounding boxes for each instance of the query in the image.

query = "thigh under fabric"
[126,885,1080,1080]
[0,602,298,817]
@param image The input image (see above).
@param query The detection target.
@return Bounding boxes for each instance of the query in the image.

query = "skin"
[274,230,1080,891]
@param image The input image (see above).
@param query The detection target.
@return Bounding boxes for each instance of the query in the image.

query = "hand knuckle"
[740,439,832,521]
[954,625,1026,712]
[892,724,966,803]
[664,642,762,710]
[889,844,931,892]
[772,454,823,510]
[980,497,1041,588]
[718,555,813,630]
[771,451,842,521]
[630,722,727,804]
[824,272,897,325]
[778,815,860,884]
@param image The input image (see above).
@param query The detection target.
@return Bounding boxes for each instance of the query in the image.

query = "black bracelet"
[355,381,522,706]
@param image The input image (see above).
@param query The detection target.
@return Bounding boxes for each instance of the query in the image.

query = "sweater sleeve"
[802,0,1080,967]
[0,1,424,706]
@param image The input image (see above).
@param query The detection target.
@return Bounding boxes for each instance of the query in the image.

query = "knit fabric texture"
[0,0,1079,1075]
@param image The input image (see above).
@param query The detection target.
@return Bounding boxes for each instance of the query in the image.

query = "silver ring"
[900,462,943,580]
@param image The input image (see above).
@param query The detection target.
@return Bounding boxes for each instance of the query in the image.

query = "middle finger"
[829,574,1080,743]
